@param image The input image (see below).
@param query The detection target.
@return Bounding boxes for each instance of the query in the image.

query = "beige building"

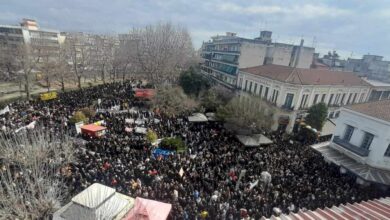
[237,64,371,132]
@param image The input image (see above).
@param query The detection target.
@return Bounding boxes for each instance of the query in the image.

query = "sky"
[1,0,390,59]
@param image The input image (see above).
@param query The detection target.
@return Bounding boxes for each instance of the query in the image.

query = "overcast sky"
[1,0,390,59]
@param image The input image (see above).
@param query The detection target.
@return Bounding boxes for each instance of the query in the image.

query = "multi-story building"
[237,64,371,132]
[344,54,390,83]
[363,78,390,101]
[200,31,315,87]
[312,100,390,186]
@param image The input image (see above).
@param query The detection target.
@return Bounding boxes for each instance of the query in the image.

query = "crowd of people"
[0,81,389,219]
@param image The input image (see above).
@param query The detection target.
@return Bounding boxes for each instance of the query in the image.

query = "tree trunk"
[122,71,125,82]
[77,76,81,89]
[46,76,50,92]
[25,74,30,100]
[101,70,105,84]
[61,77,65,92]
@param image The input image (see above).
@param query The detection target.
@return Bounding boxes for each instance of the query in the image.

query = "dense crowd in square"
[0,81,388,219]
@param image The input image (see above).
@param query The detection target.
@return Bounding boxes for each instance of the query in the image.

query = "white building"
[0,19,61,47]
[237,64,371,132]
[312,100,390,186]
[200,31,314,87]
[363,79,390,101]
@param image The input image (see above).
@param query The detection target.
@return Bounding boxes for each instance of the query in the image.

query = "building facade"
[344,55,390,83]
[237,64,371,132]
[331,100,390,171]
[200,31,314,87]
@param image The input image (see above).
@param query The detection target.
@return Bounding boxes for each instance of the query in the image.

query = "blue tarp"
[153,148,174,159]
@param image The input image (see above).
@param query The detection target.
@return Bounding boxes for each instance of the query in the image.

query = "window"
[328,94,334,106]
[347,93,353,104]
[385,144,390,157]
[264,87,269,99]
[321,94,326,103]
[275,90,279,103]
[259,85,263,96]
[285,93,294,108]
[313,94,319,105]
[359,93,365,103]
[254,83,258,94]
[249,82,253,93]
[352,93,358,104]
[272,89,276,102]
[341,93,346,104]
[361,132,374,150]
[245,80,248,91]
[343,125,354,142]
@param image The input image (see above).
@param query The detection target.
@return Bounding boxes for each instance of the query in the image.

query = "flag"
[249,180,259,190]
[26,121,36,130]
[179,167,184,177]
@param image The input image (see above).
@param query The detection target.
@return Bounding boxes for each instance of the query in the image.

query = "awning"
[188,113,208,122]
[236,134,273,147]
[124,197,172,220]
[311,142,390,185]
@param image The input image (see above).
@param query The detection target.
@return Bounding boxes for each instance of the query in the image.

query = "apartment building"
[237,64,371,132]
[200,31,314,87]
[344,55,390,83]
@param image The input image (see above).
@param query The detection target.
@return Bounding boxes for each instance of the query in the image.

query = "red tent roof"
[124,197,172,220]
[134,89,155,99]
[80,124,106,132]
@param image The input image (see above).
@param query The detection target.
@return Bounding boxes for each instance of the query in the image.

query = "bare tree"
[0,43,19,82]
[0,130,75,219]
[152,86,198,116]
[54,45,72,92]
[128,23,195,84]
[12,44,42,99]
[216,95,276,133]
[65,33,93,89]
[94,35,117,84]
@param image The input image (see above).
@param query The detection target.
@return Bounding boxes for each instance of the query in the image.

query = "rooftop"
[345,99,390,123]
[363,79,390,87]
[240,64,370,86]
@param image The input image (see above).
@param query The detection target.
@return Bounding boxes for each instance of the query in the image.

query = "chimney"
[294,39,304,68]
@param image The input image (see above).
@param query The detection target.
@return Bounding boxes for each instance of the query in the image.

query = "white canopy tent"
[236,134,273,147]
[188,113,208,122]
[134,127,147,134]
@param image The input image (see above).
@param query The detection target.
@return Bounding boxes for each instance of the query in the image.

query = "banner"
[75,121,84,134]
[94,120,105,126]
[0,106,10,115]
[40,91,57,101]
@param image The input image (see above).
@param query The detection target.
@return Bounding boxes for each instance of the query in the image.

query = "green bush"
[80,107,95,119]
[146,130,158,143]
[160,137,186,152]
[69,111,88,124]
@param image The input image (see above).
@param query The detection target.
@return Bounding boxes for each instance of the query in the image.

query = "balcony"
[333,136,370,157]
[281,105,294,111]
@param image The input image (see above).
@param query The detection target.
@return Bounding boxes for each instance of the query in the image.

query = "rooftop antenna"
[312,36,317,48]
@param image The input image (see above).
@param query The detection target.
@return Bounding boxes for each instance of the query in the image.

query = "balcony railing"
[333,136,370,157]
[281,105,295,111]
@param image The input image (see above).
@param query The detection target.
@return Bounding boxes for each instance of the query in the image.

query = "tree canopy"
[152,86,198,116]
[305,102,328,131]
[179,67,211,97]
[216,95,275,133]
